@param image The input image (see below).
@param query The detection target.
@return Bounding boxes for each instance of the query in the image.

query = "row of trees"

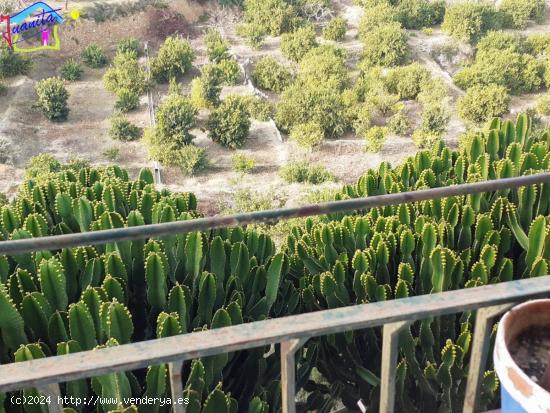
[140,31,252,174]
[442,0,546,43]
[455,30,550,124]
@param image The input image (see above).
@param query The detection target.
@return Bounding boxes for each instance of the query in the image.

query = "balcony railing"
[1,173,550,413]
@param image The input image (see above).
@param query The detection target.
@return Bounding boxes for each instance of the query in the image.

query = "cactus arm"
[68,302,97,350]
[0,284,28,353]
[265,253,284,315]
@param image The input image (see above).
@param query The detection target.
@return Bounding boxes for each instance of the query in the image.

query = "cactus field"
[1,0,550,411]
[1,112,549,412]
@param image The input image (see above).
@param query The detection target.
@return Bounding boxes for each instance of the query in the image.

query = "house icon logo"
[0,2,76,53]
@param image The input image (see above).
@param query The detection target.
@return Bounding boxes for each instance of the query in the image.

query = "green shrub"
[353,0,392,6]
[358,3,396,37]
[104,52,149,95]
[280,162,334,184]
[207,95,251,149]
[421,100,450,134]
[411,128,440,148]
[476,31,524,54]
[81,45,108,68]
[60,59,83,81]
[454,49,544,94]
[24,153,62,179]
[353,105,373,138]
[525,34,550,56]
[394,0,445,29]
[281,25,318,62]
[365,92,400,116]
[322,17,347,41]
[109,115,141,141]
[204,29,230,62]
[231,189,282,213]
[236,23,267,49]
[190,64,223,109]
[276,44,349,139]
[252,56,292,93]
[102,146,121,161]
[298,45,349,91]
[289,122,325,149]
[387,110,411,135]
[117,37,140,56]
[176,145,208,175]
[34,77,69,121]
[144,94,197,163]
[151,36,195,82]
[341,88,362,125]
[535,96,550,116]
[241,96,274,121]
[216,58,241,85]
[115,88,140,112]
[232,153,256,173]
[242,0,300,36]
[156,94,197,146]
[442,2,502,43]
[0,83,7,96]
[458,84,510,123]
[364,126,387,152]
[0,43,31,77]
[361,22,409,67]
[500,0,545,29]
[168,77,183,95]
[384,62,431,100]
[276,84,347,138]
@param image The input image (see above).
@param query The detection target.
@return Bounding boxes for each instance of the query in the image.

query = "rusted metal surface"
[463,304,515,413]
[281,339,308,413]
[379,321,411,413]
[1,173,550,255]
[0,277,549,393]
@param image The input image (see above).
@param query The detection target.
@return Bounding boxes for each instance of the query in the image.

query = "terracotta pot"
[494,299,550,412]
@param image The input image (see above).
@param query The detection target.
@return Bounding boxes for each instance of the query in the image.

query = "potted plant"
[494,299,550,412]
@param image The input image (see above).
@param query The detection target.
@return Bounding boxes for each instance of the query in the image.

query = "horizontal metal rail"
[1,173,550,255]
[0,277,549,394]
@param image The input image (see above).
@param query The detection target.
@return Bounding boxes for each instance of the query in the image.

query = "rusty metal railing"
[1,173,550,413]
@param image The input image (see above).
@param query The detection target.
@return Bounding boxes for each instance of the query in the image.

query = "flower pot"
[494,299,550,413]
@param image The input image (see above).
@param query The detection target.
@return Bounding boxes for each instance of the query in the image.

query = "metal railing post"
[169,361,185,413]
[379,321,411,413]
[37,383,63,413]
[281,338,308,413]
[463,303,515,413]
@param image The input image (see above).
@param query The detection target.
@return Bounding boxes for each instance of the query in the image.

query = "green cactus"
[145,252,167,312]
[100,299,133,344]
[38,258,68,311]
[0,284,28,355]
[92,339,132,412]
[68,301,97,350]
